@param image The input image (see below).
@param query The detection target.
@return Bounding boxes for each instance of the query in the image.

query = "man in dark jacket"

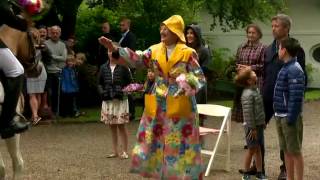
[96,21,114,69]
[0,0,30,139]
[119,18,136,121]
[263,14,307,180]
[119,18,136,51]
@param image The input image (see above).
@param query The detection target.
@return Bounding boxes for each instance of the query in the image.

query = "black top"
[96,32,114,68]
[98,63,132,101]
[185,24,211,77]
[119,31,136,51]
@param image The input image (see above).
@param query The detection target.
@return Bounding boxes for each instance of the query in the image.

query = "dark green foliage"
[72,0,285,103]
[306,63,317,84]
[205,48,236,98]
[205,0,285,32]
[207,48,236,80]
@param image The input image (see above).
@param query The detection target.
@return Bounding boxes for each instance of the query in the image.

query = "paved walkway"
[0,101,319,179]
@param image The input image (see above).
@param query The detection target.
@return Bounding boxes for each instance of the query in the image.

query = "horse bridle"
[9,0,40,75]
[22,30,40,74]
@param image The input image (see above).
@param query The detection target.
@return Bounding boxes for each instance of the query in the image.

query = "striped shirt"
[232,41,266,123]
[236,41,266,90]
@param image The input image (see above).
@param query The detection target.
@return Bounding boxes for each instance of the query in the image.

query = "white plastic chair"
[197,104,231,176]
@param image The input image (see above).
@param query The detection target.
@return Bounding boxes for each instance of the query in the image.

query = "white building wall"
[199,0,320,87]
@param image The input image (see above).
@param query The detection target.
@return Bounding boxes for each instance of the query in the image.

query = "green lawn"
[305,89,320,101]
[58,89,320,122]
[57,106,144,123]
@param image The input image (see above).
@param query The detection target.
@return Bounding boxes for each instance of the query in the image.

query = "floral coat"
[119,42,206,179]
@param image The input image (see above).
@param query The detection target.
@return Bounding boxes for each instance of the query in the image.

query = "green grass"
[305,89,320,101]
[57,108,100,123]
[209,100,233,107]
[57,106,144,123]
[58,90,320,123]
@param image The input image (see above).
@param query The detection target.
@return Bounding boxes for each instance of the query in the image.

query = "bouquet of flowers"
[174,73,199,97]
[122,83,144,94]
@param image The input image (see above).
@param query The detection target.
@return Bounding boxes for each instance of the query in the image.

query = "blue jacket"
[263,40,307,99]
[273,58,305,124]
[61,66,79,93]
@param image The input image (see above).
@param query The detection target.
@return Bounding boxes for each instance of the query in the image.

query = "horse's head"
[16,25,42,78]
[10,0,52,77]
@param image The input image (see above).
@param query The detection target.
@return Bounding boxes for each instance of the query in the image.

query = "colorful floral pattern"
[120,43,206,179]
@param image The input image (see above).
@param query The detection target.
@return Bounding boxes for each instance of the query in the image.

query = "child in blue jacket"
[60,55,80,117]
[274,38,305,180]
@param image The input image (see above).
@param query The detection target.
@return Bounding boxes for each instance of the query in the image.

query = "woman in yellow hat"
[99,15,205,179]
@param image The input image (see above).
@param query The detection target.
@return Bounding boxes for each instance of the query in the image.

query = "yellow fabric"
[162,15,186,43]
[166,95,191,118]
[144,94,157,117]
[150,42,194,77]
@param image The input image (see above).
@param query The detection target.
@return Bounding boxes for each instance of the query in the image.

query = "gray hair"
[51,25,61,33]
[272,14,292,31]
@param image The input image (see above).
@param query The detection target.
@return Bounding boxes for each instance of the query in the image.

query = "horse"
[0,87,24,180]
[0,13,41,179]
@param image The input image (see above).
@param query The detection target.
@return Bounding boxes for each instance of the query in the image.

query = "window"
[311,44,320,63]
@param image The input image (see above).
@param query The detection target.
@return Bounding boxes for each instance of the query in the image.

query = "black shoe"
[239,167,257,175]
[256,172,268,180]
[278,170,286,180]
[1,121,30,138]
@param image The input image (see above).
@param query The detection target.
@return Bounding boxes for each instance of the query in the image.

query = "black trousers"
[60,92,78,117]
[128,94,135,121]
[47,72,60,114]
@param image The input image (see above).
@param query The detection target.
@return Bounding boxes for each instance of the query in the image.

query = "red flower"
[138,131,145,142]
[153,124,163,137]
[146,116,153,123]
[172,116,180,124]
[182,124,193,137]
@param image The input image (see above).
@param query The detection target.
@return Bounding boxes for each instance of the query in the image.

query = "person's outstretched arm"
[98,36,151,69]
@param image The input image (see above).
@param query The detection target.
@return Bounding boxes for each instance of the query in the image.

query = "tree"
[42,0,285,104]
[75,0,204,51]
[205,0,285,31]
[56,0,84,39]
[39,0,285,41]
[35,0,84,40]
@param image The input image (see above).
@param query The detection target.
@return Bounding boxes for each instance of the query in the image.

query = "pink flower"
[175,74,197,96]
[122,83,144,93]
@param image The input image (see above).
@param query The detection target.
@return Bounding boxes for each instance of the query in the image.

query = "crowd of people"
[24,25,84,123]
[233,14,306,180]
[0,1,307,179]
[22,18,138,123]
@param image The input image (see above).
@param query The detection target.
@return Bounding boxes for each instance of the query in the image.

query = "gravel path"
[0,101,319,180]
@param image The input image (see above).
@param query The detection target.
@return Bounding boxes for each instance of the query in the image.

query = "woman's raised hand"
[98,36,116,52]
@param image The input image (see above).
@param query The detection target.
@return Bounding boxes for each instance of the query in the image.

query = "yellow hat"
[162,15,186,43]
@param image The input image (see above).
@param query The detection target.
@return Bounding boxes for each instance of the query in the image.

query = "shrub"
[206,48,236,99]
